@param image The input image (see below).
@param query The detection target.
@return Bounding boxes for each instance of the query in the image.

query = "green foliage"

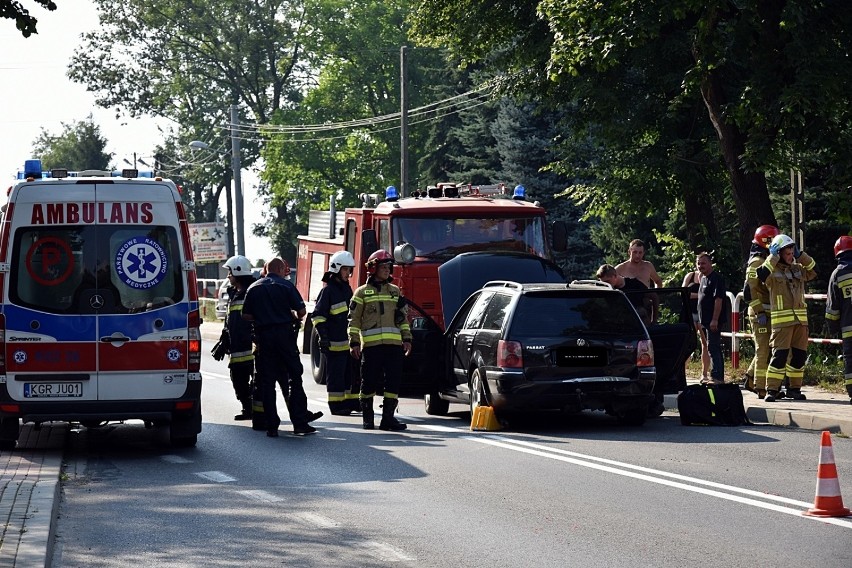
[30,116,111,171]
[1,0,56,38]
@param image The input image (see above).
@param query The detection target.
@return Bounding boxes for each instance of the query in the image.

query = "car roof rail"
[569,279,613,290]
[483,280,523,290]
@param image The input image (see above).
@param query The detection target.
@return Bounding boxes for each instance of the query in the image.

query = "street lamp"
[189,133,244,258]
[123,154,154,170]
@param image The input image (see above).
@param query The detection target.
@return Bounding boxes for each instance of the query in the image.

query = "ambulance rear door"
[93,181,191,401]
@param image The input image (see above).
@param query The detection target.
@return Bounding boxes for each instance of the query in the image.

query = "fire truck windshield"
[393,216,547,259]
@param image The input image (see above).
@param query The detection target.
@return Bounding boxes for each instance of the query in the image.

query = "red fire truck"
[296,183,566,391]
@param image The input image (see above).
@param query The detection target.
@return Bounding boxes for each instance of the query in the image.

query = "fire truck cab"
[296,183,565,392]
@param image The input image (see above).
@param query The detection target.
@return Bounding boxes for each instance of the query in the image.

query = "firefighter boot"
[764,390,780,402]
[361,398,375,430]
[379,399,407,431]
[234,397,252,421]
[787,388,807,401]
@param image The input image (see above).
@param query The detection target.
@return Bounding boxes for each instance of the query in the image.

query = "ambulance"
[0,160,202,448]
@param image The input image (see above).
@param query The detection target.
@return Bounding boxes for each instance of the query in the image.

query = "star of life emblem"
[115,237,168,289]
[14,351,27,364]
[167,349,181,362]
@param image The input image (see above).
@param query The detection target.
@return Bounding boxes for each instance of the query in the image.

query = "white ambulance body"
[0,162,202,448]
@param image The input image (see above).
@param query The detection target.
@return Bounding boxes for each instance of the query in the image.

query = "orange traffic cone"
[803,431,851,518]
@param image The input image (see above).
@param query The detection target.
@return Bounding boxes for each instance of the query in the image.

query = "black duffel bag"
[677,383,750,426]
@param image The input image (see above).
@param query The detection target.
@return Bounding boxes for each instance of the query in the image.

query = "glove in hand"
[756,313,768,326]
[793,245,802,258]
[768,243,780,256]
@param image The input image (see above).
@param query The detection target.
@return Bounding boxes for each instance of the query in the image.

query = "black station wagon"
[425,280,695,426]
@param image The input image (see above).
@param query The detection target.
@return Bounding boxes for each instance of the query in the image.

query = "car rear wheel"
[424,391,450,416]
[469,368,488,415]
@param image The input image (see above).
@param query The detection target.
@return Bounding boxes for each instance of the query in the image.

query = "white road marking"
[238,489,284,503]
[465,435,852,529]
[294,512,339,528]
[195,471,237,483]
[161,455,192,464]
[360,541,415,562]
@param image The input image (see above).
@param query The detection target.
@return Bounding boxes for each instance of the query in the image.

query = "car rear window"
[510,292,646,336]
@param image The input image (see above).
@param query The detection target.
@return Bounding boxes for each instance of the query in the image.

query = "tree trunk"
[699,69,777,260]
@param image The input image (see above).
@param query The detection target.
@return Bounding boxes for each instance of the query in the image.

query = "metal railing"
[726,291,841,369]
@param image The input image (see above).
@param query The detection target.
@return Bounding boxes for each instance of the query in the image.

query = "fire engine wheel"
[424,391,449,416]
[310,328,327,385]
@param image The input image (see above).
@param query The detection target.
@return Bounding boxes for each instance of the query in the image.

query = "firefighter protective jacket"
[825,254,852,339]
[744,247,771,316]
[756,251,817,327]
[225,286,255,366]
[348,276,412,349]
[311,276,354,353]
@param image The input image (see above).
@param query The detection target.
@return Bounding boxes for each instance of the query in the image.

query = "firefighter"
[348,249,412,431]
[742,225,780,399]
[312,250,361,415]
[220,255,257,420]
[825,235,852,405]
[757,234,817,402]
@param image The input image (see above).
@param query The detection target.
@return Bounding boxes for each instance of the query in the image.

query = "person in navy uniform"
[242,257,316,437]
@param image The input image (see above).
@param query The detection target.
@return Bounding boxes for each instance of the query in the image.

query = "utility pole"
[400,45,409,198]
[230,104,246,256]
[790,169,805,250]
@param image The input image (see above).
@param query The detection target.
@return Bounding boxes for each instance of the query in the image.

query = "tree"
[410,1,852,258]
[30,115,111,171]
[67,0,314,255]
[1,0,56,37]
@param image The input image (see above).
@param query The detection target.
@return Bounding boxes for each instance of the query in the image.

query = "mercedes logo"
[576,338,586,346]
[90,295,105,309]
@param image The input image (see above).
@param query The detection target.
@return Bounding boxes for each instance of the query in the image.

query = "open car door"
[623,287,696,394]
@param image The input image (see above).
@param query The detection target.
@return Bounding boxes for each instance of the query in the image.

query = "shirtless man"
[615,239,663,288]
[615,239,662,322]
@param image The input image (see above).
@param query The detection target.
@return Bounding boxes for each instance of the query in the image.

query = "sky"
[0,2,274,264]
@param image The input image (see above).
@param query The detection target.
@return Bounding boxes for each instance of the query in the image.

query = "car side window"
[463,291,494,330]
[481,293,512,330]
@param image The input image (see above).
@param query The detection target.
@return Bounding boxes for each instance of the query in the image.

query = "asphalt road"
[49,351,852,567]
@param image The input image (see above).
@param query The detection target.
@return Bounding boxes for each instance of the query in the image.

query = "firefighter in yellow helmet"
[756,234,817,402]
[742,225,780,398]
[825,236,852,405]
[348,249,412,431]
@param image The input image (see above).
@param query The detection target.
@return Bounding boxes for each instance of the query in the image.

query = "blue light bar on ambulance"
[512,184,526,200]
[386,185,399,202]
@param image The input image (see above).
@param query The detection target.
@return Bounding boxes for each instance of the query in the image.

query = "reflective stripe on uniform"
[330,301,348,315]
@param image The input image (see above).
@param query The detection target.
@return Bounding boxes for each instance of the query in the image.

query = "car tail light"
[498,340,523,368]
[637,339,654,367]
[188,310,201,372]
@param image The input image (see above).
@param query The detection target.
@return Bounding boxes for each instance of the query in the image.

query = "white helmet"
[223,255,253,275]
[770,234,796,251]
[328,251,356,274]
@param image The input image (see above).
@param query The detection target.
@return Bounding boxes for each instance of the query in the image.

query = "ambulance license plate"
[24,382,83,398]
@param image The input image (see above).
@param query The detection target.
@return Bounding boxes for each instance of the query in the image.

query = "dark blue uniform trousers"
[254,327,309,430]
